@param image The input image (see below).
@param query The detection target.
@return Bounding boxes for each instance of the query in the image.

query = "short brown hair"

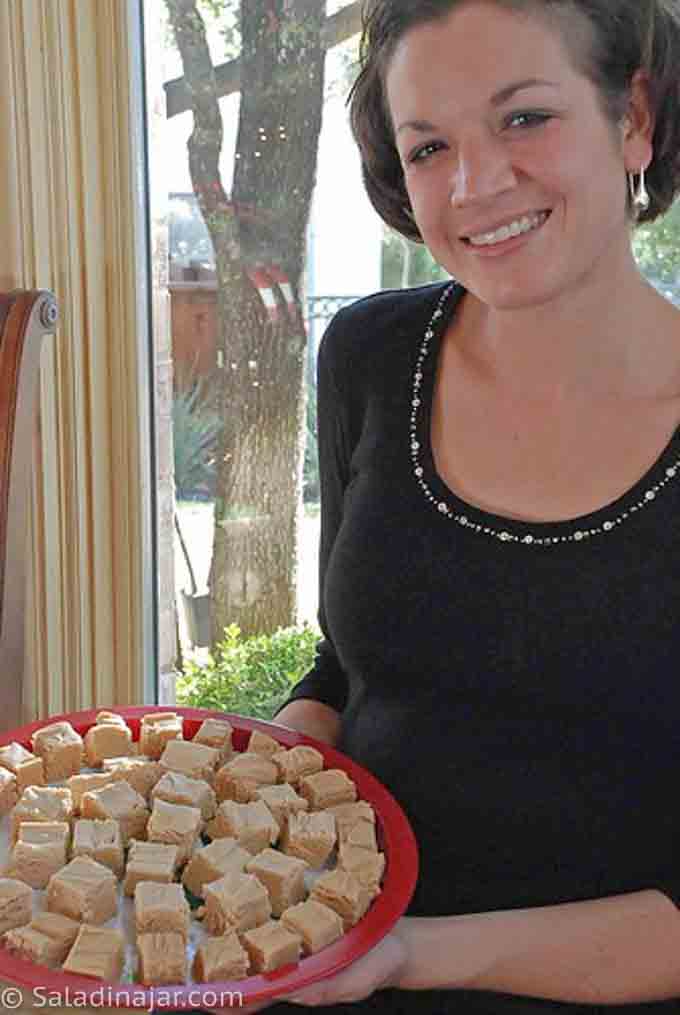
[348,0,680,239]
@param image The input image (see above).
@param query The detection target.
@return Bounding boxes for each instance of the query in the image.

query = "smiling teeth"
[468,211,548,246]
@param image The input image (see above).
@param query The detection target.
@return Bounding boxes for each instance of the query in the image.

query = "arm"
[274,699,341,746]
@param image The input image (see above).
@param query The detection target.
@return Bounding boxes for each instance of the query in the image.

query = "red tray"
[0,706,418,1009]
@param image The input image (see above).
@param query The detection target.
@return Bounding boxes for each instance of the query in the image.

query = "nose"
[449,134,518,208]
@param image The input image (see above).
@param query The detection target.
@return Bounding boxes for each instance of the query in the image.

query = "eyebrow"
[395,78,559,135]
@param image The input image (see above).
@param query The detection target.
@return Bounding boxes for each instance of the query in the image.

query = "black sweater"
[277,281,680,1014]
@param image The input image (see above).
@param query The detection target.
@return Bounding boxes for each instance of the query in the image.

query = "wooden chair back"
[0,290,58,731]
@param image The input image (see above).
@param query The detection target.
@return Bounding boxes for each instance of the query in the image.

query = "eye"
[406,140,446,165]
[505,111,551,130]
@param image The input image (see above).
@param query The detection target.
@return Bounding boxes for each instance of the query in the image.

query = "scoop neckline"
[413,281,680,541]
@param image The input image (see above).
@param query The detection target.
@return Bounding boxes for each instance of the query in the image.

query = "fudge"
[30,911,80,958]
[62,924,125,980]
[342,820,378,852]
[336,844,386,899]
[4,911,79,967]
[123,840,179,896]
[193,718,234,762]
[271,745,324,787]
[193,930,249,982]
[137,931,187,985]
[67,771,116,813]
[72,818,124,877]
[327,801,377,845]
[245,847,308,917]
[101,755,163,800]
[81,780,149,845]
[0,878,32,934]
[280,810,336,868]
[298,769,357,810]
[203,871,271,935]
[254,783,309,828]
[147,798,201,864]
[159,739,219,784]
[0,742,44,792]
[309,869,372,929]
[84,715,133,767]
[94,710,127,726]
[11,786,73,844]
[214,753,278,804]
[139,713,183,760]
[280,899,344,955]
[134,882,190,939]
[151,770,217,821]
[46,855,117,924]
[31,721,83,782]
[7,821,70,888]
[0,767,17,816]
[182,838,251,898]
[247,730,281,758]
[207,799,279,854]
[242,919,302,973]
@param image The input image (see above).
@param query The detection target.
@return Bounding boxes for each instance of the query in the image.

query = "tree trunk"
[166,0,326,640]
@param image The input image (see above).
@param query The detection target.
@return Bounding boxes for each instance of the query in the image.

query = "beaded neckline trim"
[409,283,680,547]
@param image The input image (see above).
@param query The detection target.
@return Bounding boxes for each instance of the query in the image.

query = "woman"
[271,0,680,1011]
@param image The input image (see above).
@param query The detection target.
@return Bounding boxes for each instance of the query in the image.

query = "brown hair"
[348,0,680,239]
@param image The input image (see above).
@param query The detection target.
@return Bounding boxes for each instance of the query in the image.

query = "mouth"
[462,210,551,248]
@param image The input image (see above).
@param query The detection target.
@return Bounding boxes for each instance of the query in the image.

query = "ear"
[622,69,655,171]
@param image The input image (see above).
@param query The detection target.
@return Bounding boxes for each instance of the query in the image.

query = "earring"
[628,166,650,213]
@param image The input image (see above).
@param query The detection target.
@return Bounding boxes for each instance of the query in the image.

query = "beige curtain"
[0,0,155,722]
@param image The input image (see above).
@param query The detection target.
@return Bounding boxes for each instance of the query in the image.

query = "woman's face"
[386,1,651,311]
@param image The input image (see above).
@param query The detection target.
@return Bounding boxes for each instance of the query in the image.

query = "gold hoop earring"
[628,166,650,213]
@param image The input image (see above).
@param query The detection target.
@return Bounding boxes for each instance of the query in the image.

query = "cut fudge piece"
[30,911,80,957]
[139,713,183,760]
[0,742,44,792]
[280,810,336,868]
[281,899,344,955]
[147,798,201,864]
[342,820,378,852]
[137,931,187,985]
[298,769,357,810]
[81,780,149,845]
[151,770,217,821]
[214,753,278,803]
[72,819,124,877]
[7,821,70,888]
[327,801,377,844]
[247,730,281,758]
[309,869,372,929]
[0,767,17,816]
[62,924,125,980]
[193,930,249,982]
[101,755,163,800]
[0,878,32,934]
[242,919,302,973]
[254,783,309,828]
[271,745,324,787]
[193,718,234,762]
[207,799,279,854]
[46,855,117,924]
[94,710,127,726]
[123,840,179,896]
[134,882,190,939]
[203,871,271,935]
[84,716,133,767]
[4,924,69,967]
[11,786,73,844]
[67,771,116,813]
[160,739,219,784]
[245,847,307,917]
[182,838,251,898]
[30,721,83,781]
[336,844,385,899]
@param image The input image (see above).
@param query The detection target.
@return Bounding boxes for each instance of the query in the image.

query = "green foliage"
[172,375,223,500]
[633,200,680,302]
[382,228,449,290]
[176,623,319,719]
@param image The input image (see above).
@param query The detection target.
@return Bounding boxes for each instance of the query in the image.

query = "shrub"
[176,623,319,720]
[172,374,223,500]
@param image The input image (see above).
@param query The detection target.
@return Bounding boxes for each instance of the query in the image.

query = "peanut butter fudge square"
[247,729,281,757]
[7,821,70,888]
[337,844,385,899]
[280,810,336,868]
[203,871,271,934]
[254,783,309,828]
[134,882,190,939]
[182,837,251,898]
[0,767,17,816]
[84,713,133,767]
[207,798,279,853]
[63,924,125,980]
[123,840,179,896]
[67,771,116,813]
[30,911,80,959]
[11,785,73,844]
[298,769,357,810]
[147,798,202,864]
[271,745,324,787]
[0,742,44,792]
[81,780,149,845]
[242,919,302,973]
[159,738,220,784]
[0,878,32,934]
[309,869,372,929]
[193,717,234,762]
[47,855,117,924]
[245,847,308,917]
[139,712,183,760]
[193,930,249,982]
[31,720,83,781]
[137,931,187,985]
[214,752,278,803]
[280,899,344,955]
[102,755,163,800]
[4,913,80,967]
[72,818,124,877]
[151,770,217,821]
